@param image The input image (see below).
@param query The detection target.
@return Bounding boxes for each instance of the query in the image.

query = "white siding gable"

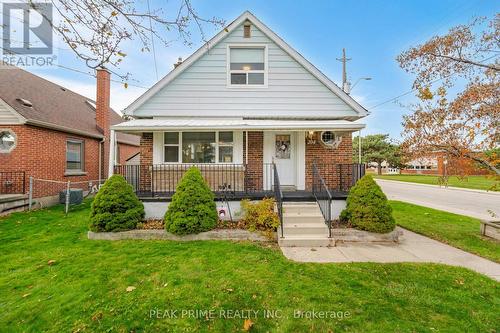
[0,98,24,124]
[132,18,363,120]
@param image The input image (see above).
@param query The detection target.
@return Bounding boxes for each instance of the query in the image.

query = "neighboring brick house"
[402,152,491,176]
[0,65,140,199]
[110,11,367,199]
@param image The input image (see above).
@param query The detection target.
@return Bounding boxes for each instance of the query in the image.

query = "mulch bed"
[137,219,248,230]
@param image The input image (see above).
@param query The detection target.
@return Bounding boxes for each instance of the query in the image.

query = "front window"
[182,132,216,163]
[66,140,84,171]
[229,47,265,85]
[163,132,234,163]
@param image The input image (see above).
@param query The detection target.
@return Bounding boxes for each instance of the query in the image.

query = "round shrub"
[340,175,395,233]
[89,174,145,232]
[164,167,217,235]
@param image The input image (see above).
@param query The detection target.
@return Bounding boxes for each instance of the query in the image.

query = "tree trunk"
[377,163,382,175]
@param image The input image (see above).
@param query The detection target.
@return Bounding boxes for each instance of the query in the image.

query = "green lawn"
[391,201,500,263]
[1,201,499,332]
[373,174,499,191]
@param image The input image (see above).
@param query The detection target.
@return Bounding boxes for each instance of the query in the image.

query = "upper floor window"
[229,47,266,86]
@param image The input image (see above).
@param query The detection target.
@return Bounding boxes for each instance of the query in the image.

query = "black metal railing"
[114,163,275,198]
[312,163,332,237]
[0,171,26,195]
[273,163,284,238]
[313,163,365,192]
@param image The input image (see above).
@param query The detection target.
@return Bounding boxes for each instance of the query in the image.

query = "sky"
[18,0,500,140]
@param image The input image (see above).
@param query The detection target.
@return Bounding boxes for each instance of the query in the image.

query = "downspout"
[108,129,116,178]
[98,137,105,184]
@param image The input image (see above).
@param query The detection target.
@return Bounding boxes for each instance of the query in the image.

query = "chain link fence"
[28,177,105,214]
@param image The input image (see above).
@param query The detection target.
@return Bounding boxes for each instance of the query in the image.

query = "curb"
[375,178,500,196]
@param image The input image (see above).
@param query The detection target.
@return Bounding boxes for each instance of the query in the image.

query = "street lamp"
[350,77,372,92]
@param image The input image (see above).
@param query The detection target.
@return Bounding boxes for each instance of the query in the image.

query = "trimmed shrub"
[340,175,395,233]
[240,198,280,233]
[90,174,145,232]
[164,167,217,235]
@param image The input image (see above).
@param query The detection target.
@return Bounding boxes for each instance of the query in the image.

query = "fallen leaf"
[226,288,233,293]
[91,312,103,321]
[47,260,56,266]
[243,319,253,331]
[126,286,136,292]
[310,248,317,252]
[252,294,257,299]
[163,283,168,287]
[22,293,30,298]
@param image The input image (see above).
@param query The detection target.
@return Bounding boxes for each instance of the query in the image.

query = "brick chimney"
[96,67,111,177]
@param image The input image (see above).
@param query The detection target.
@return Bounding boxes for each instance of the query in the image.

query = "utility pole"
[336,48,351,93]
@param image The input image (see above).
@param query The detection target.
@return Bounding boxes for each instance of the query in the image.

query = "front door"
[273,133,295,186]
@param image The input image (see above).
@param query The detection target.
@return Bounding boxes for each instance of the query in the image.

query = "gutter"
[25,119,104,139]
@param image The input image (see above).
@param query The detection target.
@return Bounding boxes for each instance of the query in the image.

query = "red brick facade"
[243,131,264,191]
[0,124,138,198]
[305,133,353,190]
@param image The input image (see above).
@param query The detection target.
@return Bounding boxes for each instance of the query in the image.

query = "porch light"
[242,65,251,71]
[306,131,316,144]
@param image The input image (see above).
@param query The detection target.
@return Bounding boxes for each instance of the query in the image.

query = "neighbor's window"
[0,130,16,153]
[66,140,84,171]
[229,47,265,85]
[164,132,179,163]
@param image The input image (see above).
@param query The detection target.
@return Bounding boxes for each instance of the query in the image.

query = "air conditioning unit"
[59,189,83,205]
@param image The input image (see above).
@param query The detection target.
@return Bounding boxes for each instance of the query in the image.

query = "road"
[376,179,500,220]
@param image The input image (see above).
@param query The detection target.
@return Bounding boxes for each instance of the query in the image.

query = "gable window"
[163,132,234,164]
[66,139,84,172]
[229,47,266,86]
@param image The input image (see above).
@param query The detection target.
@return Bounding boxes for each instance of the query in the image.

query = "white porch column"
[108,129,116,178]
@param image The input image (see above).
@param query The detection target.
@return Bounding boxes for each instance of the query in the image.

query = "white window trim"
[162,131,236,164]
[226,44,268,88]
[66,138,85,173]
[163,131,181,163]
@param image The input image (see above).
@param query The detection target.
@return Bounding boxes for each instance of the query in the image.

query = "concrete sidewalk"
[280,227,500,281]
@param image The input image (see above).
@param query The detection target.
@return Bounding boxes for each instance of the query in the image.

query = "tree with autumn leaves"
[397,14,499,175]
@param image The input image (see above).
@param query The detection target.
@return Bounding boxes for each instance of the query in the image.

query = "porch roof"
[111,118,365,132]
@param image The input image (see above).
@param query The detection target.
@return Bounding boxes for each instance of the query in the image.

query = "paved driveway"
[376,179,500,220]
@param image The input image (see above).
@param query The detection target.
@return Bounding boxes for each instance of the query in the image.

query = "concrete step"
[278,234,333,247]
[282,222,329,236]
[282,214,325,224]
[283,203,321,215]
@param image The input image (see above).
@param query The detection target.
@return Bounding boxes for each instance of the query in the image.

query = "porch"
[114,162,365,201]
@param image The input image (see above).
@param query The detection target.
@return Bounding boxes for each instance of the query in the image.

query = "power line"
[367,54,499,110]
[146,0,159,81]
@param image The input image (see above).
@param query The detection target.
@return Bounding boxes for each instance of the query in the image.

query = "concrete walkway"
[280,227,500,281]
[376,179,500,220]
